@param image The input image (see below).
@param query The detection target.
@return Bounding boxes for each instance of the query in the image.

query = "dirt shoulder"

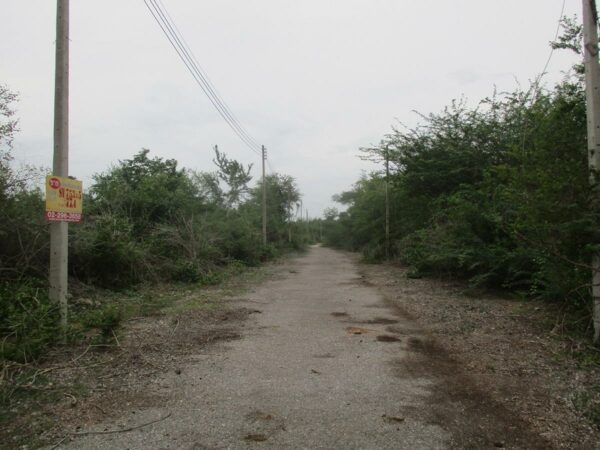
[0,262,277,449]
[361,261,600,449]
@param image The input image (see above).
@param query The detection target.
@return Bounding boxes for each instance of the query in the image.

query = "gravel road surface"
[62,247,453,449]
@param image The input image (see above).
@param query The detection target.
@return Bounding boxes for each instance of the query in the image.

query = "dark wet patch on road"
[369,317,399,324]
[243,434,268,442]
[346,326,376,335]
[382,414,405,424]
[313,352,335,358]
[408,336,425,350]
[391,335,552,449]
[376,335,401,343]
[242,410,286,444]
[352,317,399,325]
[245,411,275,422]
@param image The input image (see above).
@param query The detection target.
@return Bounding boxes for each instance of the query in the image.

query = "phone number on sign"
[45,211,82,222]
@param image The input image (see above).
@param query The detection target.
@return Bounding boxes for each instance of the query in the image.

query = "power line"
[147,0,261,154]
[530,0,567,100]
[153,0,262,152]
[146,0,261,155]
[519,0,567,154]
[143,0,262,156]
[153,0,262,151]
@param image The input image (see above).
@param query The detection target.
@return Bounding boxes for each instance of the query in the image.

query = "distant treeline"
[323,35,599,333]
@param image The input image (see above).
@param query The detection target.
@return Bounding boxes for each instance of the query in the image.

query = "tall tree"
[212,146,253,209]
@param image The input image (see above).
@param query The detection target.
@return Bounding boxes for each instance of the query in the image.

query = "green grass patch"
[0,281,61,364]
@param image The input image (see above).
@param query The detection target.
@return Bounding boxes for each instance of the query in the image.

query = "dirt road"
[59,246,552,449]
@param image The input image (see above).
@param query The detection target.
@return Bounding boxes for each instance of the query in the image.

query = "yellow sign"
[45,175,83,222]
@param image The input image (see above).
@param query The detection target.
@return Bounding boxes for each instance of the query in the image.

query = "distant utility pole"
[319,219,323,242]
[50,0,70,332]
[306,210,309,238]
[583,0,600,343]
[262,145,267,246]
[384,147,390,260]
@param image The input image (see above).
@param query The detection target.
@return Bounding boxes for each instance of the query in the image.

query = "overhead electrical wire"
[520,0,567,154]
[143,0,262,156]
[145,0,261,155]
[154,0,263,152]
[154,0,262,151]
[530,0,567,101]
[147,0,261,155]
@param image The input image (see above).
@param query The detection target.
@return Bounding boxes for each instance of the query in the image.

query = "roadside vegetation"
[322,19,600,427]
[324,74,595,322]
[0,81,317,425]
[324,19,597,338]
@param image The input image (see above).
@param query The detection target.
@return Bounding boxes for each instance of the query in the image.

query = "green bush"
[71,213,149,287]
[172,261,202,283]
[81,304,122,343]
[325,75,599,333]
[0,110,306,363]
[0,281,59,362]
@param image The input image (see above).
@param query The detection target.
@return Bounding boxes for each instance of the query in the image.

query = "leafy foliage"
[0,281,59,362]
[0,95,308,362]
[325,75,600,332]
[212,145,253,208]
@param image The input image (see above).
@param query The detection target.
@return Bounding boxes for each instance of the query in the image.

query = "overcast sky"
[1,0,581,217]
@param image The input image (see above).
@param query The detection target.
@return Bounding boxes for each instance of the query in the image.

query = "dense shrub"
[324,76,599,329]
[0,281,59,362]
[0,84,308,362]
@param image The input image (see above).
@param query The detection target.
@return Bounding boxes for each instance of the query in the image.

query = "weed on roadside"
[573,384,600,429]
[0,259,274,447]
[0,281,60,364]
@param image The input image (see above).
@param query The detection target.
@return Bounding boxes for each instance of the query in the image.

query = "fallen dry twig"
[72,411,172,437]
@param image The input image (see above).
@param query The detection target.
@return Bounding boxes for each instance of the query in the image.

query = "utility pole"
[50,0,70,332]
[583,0,600,343]
[306,208,310,239]
[262,145,267,246]
[384,147,390,260]
[319,219,323,242]
[306,209,309,240]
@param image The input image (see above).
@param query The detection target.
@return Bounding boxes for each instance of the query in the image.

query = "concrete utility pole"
[319,220,323,242]
[384,147,390,260]
[583,0,600,343]
[262,145,267,246]
[50,0,70,332]
[306,210,309,239]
